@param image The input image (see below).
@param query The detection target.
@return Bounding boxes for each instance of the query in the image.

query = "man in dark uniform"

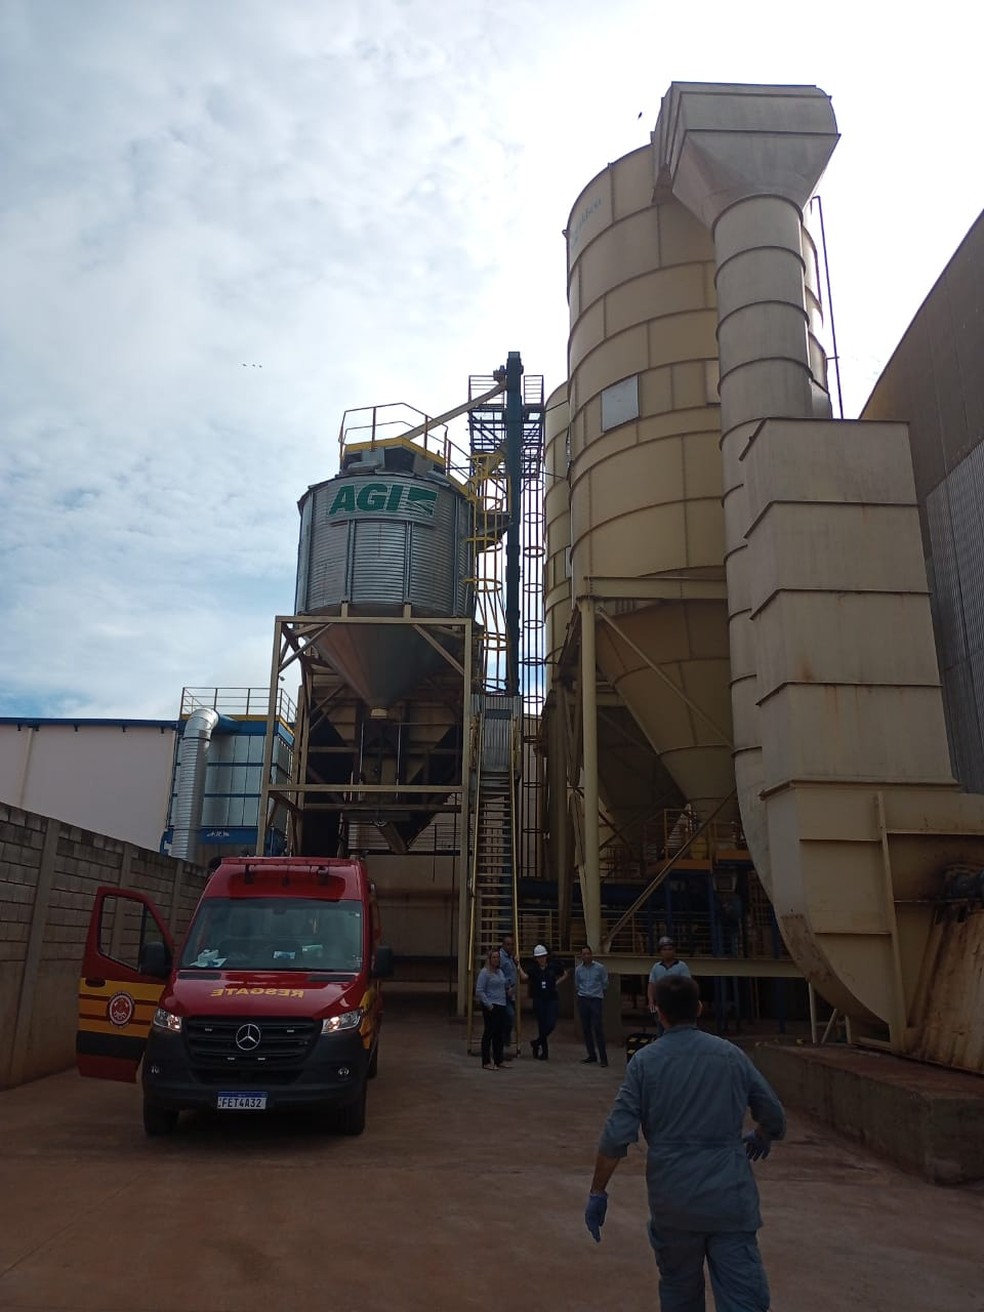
[528,944,567,1060]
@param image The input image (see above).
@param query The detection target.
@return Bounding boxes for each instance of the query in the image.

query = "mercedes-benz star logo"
[235,1023,262,1052]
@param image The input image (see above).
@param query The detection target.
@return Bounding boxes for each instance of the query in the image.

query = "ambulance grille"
[184,1016,319,1073]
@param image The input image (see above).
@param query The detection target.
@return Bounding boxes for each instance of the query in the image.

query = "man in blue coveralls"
[583,974,786,1312]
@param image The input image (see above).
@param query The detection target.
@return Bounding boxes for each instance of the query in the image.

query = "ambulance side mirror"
[372,946,394,979]
[139,941,172,979]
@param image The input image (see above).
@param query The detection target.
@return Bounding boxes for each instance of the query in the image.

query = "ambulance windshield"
[180,897,363,973]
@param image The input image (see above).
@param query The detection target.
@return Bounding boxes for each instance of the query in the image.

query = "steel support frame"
[258,614,476,1008]
[601,790,738,952]
[551,590,802,988]
[569,591,735,955]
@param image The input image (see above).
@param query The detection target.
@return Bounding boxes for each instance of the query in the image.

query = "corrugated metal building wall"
[864,208,984,791]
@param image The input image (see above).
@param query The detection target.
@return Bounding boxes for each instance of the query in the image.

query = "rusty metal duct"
[650,83,984,1068]
[653,82,838,891]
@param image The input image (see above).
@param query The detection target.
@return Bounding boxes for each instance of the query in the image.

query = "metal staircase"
[465,697,521,1053]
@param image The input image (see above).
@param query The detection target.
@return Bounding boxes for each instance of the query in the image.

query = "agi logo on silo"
[326,482,438,519]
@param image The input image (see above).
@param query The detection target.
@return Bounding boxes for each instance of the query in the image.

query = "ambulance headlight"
[321,1009,363,1035]
[152,1007,183,1033]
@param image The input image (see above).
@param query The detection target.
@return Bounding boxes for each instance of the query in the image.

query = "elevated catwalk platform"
[604,953,801,978]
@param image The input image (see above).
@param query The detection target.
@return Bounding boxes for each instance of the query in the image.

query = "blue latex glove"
[743,1128,772,1161]
[585,1191,608,1242]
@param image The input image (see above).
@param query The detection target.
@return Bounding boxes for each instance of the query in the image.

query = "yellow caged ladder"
[465,698,522,1055]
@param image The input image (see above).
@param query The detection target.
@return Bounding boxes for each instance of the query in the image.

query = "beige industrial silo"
[566,145,734,829]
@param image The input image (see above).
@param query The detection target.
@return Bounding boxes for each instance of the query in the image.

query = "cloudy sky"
[1,0,980,719]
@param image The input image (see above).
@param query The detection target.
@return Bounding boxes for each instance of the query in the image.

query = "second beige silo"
[566,144,734,824]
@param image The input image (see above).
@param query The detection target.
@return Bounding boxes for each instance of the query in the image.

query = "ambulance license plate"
[217,1093,267,1110]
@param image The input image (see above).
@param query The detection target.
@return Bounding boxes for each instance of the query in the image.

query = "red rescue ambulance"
[76,857,392,1137]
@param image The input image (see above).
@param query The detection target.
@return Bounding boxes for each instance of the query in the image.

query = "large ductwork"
[170,708,220,862]
[654,82,838,895]
[651,83,984,1060]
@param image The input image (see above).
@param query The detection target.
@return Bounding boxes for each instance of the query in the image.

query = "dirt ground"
[1,993,983,1312]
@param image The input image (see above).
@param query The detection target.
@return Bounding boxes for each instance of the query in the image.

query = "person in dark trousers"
[475,948,509,1070]
[574,945,609,1066]
[498,932,527,1053]
[584,974,786,1312]
[528,944,567,1060]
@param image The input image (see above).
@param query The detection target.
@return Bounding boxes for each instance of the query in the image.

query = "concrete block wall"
[0,801,204,1090]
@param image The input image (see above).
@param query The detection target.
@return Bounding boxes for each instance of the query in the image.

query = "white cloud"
[1,0,982,716]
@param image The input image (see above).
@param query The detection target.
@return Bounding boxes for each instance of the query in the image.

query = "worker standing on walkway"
[574,946,609,1067]
[647,936,690,1037]
[499,932,527,1055]
[583,974,785,1312]
[528,944,567,1060]
[475,948,509,1071]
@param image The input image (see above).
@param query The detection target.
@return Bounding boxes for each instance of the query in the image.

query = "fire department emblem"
[107,992,135,1027]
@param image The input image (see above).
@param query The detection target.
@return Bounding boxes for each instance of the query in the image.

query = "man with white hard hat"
[527,944,567,1060]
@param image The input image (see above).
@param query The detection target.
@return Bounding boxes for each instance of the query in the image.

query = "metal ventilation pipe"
[654,83,839,894]
[170,708,220,862]
[716,193,832,897]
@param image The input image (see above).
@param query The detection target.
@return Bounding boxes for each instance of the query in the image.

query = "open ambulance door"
[76,886,175,1082]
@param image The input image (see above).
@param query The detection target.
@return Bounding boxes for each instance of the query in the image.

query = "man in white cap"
[527,944,567,1060]
[647,936,690,1037]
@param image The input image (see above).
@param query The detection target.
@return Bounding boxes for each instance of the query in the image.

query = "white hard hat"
[533,944,548,957]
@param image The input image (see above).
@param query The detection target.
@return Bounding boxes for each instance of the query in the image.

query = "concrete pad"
[749,1041,984,1183]
[0,997,982,1312]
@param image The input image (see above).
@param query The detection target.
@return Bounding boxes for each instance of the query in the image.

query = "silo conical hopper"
[566,146,735,825]
[594,603,734,822]
[303,607,443,708]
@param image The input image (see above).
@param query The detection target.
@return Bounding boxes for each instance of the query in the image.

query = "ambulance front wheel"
[335,1080,367,1136]
[143,1099,179,1137]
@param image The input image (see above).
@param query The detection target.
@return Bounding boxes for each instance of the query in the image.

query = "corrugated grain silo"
[280,430,484,860]
[296,442,475,709]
